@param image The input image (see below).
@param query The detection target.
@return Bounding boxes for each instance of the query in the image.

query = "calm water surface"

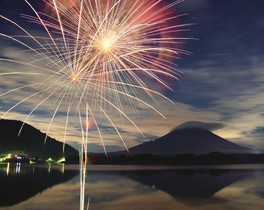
[0,164,264,210]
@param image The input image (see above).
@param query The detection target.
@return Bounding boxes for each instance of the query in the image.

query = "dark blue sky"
[172,0,264,152]
[0,0,264,152]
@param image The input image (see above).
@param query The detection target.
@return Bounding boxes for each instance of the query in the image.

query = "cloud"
[1,0,264,153]
[2,44,264,153]
[0,43,223,152]
[172,121,225,131]
[178,51,264,150]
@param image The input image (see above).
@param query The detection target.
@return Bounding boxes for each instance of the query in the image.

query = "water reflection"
[0,164,264,210]
[123,169,255,206]
[6,163,10,175]
[15,163,21,174]
[0,164,78,207]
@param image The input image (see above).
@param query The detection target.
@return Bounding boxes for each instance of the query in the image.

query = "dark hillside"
[0,119,77,159]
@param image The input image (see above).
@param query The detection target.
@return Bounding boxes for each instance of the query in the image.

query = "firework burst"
[0,0,190,209]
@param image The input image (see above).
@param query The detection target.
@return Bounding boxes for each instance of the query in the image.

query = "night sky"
[0,0,264,152]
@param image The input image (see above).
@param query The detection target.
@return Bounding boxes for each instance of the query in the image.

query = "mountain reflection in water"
[0,164,78,207]
[123,169,254,206]
[0,164,264,210]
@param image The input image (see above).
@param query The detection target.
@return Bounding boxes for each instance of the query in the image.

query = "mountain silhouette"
[0,119,78,159]
[127,126,252,155]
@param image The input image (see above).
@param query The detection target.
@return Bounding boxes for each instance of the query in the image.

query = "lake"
[0,164,264,210]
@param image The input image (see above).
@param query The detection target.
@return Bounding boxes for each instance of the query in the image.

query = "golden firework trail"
[0,0,191,209]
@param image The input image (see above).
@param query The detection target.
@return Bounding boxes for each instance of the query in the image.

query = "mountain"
[0,119,78,159]
[127,126,252,155]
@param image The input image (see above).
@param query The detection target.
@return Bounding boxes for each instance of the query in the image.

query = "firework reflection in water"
[0,0,190,209]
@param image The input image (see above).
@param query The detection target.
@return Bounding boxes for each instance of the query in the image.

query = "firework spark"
[0,0,190,209]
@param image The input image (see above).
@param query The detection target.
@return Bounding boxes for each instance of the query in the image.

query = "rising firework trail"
[0,0,190,209]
